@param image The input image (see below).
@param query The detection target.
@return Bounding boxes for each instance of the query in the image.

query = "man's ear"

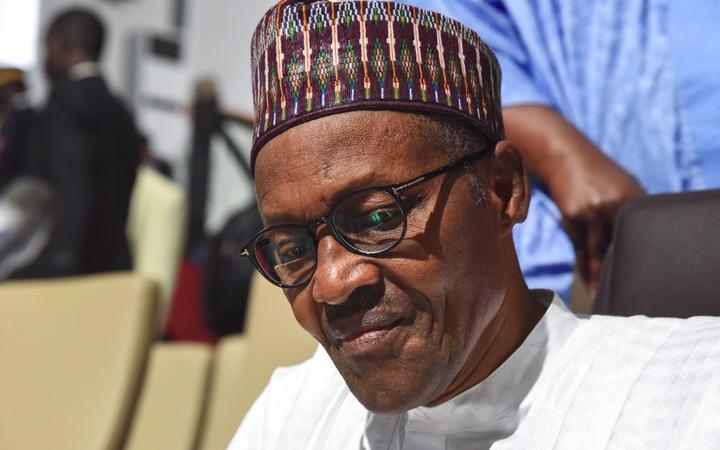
[491,140,529,236]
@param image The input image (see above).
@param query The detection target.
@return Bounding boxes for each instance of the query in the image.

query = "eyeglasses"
[241,143,494,288]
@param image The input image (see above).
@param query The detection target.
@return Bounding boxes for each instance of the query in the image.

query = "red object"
[165,260,219,344]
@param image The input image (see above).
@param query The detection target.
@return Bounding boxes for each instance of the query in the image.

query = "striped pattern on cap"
[250,0,504,171]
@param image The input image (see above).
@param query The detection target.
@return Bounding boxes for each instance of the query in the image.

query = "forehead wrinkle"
[255,111,453,223]
[258,175,329,225]
[312,114,444,182]
[257,110,443,172]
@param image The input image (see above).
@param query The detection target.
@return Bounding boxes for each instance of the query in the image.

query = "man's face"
[44,35,66,81]
[254,111,513,413]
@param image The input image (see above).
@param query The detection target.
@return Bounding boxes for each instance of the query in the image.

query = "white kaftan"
[229,291,720,449]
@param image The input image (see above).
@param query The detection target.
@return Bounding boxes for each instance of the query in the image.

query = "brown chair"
[594,189,720,317]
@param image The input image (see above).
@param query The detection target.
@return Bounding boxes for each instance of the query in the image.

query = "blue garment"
[402,0,720,301]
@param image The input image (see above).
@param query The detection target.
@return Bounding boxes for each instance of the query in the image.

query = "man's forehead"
[253,111,447,221]
[255,111,442,183]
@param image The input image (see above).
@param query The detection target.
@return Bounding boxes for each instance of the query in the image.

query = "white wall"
[189,0,276,114]
[0,0,41,69]
[33,0,276,114]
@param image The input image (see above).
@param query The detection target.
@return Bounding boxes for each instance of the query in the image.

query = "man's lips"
[328,312,407,345]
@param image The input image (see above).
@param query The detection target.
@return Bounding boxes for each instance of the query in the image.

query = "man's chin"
[324,334,446,413]
[353,384,439,414]
[340,369,441,414]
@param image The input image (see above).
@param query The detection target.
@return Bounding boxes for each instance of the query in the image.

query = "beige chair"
[197,337,250,450]
[124,343,213,450]
[0,273,156,450]
[198,274,318,450]
[127,165,187,333]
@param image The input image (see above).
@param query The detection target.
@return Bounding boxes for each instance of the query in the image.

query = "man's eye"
[278,245,306,263]
[357,208,399,231]
[400,193,426,212]
[369,210,392,225]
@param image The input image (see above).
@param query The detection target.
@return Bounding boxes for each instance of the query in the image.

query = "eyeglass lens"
[253,228,317,287]
[252,189,405,287]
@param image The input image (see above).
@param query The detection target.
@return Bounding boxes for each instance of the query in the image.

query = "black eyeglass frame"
[241,142,495,288]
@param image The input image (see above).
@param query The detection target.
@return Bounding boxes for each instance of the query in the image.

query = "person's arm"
[504,105,645,294]
[408,0,645,293]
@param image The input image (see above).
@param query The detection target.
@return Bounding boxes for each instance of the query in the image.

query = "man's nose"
[311,234,382,305]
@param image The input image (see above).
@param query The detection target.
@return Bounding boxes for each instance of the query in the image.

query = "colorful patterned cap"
[250,0,504,171]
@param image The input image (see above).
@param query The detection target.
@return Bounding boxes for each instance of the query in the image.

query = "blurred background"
[0,0,285,339]
[0,2,322,449]
[2,0,267,119]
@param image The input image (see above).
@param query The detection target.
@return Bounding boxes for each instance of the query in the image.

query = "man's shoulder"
[565,313,720,375]
[566,314,720,398]
[604,315,720,444]
[525,313,720,447]
[546,312,720,398]
[584,313,720,352]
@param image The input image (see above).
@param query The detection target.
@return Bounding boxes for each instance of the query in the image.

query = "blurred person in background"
[405,0,720,301]
[16,7,143,278]
[0,68,35,189]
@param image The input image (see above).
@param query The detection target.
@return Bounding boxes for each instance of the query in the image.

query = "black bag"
[198,108,261,336]
[203,203,263,335]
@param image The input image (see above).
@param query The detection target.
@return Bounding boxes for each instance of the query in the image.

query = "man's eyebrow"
[260,211,307,227]
[260,163,431,227]
[274,237,302,248]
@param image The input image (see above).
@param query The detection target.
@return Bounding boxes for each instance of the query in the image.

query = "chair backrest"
[198,274,318,450]
[594,189,720,317]
[0,273,156,450]
[124,343,212,450]
[127,165,187,332]
[197,336,250,450]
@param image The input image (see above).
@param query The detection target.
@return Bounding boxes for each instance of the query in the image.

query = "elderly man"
[230,1,720,448]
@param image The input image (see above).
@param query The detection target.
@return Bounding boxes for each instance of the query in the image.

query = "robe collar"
[364,291,579,446]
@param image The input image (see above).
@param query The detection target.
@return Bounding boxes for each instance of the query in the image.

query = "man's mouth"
[328,313,408,354]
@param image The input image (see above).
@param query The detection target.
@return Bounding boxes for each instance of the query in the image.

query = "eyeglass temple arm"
[391,144,494,195]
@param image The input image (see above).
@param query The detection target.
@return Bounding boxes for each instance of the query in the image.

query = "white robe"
[228,291,720,449]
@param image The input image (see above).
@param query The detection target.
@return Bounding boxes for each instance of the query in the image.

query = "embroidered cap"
[250,0,504,171]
